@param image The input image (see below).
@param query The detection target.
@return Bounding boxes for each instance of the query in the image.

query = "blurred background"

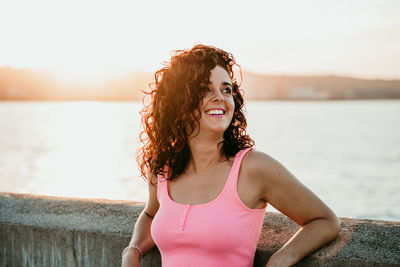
[0,0,399,221]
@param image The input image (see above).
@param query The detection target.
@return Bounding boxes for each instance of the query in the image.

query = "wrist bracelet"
[122,244,144,259]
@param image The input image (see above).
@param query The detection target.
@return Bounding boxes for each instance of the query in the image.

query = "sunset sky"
[1,0,399,82]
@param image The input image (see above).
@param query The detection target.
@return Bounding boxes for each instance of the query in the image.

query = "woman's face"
[196,65,235,136]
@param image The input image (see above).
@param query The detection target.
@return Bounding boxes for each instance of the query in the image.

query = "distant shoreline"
[1,67,399,101]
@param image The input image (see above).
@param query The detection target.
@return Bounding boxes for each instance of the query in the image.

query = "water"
[0,100,399,221]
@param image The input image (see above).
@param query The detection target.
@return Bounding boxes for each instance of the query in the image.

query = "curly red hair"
[137,44,254,184]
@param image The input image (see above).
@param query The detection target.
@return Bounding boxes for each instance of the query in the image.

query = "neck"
[187,132,225,174]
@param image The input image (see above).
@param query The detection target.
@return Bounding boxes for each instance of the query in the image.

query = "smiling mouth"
[205,109,226,117]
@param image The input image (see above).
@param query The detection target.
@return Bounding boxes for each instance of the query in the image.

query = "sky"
[0,0,399,82]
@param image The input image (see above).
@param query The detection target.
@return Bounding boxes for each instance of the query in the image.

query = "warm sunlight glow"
[50,68,123,84]
[1,0,399,80]
[36,102,129,199]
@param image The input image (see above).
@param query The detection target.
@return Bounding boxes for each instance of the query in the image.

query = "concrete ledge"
[1,192,399,266]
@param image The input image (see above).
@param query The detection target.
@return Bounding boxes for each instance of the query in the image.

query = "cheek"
[227,102,235,121]
[228,98,235,112]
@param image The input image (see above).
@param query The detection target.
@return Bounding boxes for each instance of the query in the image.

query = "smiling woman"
[138,45,252,182]
[121,44,340,267]
[198,66,235,134]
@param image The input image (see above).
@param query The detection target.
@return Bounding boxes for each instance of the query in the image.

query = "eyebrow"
[207,81,232,86]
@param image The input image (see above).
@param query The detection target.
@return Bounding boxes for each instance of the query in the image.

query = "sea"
[0,100,399,221]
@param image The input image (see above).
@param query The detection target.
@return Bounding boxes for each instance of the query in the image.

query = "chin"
[199,117,232,135]
[208,124,230,134]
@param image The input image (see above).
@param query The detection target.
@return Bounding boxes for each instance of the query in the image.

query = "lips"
[205,108,226,115]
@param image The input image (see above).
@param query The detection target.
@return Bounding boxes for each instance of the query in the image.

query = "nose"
[211,90,224,102]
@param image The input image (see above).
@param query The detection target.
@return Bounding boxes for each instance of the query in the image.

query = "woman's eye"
[223,87,232,94]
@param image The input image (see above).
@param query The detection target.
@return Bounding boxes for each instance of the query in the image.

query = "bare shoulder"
[241,149,302,202]
[243,150,338,226]
[239,150,288,201]
[242,149,278,165]
[241,150,286,180]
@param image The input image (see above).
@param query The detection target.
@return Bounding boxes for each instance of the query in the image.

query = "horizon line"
[1,65,400,82]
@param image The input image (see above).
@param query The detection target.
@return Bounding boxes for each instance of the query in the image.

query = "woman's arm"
[121,177,159,267]
[244,151,340,266]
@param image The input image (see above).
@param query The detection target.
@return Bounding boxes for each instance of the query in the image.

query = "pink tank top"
[151,148,268,267]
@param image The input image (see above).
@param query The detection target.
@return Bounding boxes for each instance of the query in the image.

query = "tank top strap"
[225,147,253,190]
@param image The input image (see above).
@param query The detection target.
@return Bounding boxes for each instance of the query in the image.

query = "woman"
[122,45,340,267]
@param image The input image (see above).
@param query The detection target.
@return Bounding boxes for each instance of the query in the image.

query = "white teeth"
[207,109,224,115]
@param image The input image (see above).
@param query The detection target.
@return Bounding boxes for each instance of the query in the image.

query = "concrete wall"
[1,192,399,267]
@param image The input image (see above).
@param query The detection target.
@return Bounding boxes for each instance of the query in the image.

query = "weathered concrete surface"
[1,192,399,267]
[254,213,400,266]
[0,193,160,267]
